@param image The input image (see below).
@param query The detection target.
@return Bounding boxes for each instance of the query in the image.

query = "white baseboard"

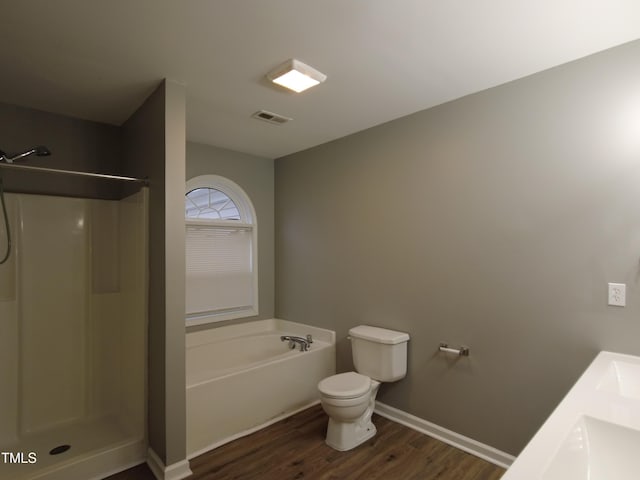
[374,401,515,469]
[146,448,193,480]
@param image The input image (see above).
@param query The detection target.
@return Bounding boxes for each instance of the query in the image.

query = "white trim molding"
[147,448,193,480]
[374,402,515,469]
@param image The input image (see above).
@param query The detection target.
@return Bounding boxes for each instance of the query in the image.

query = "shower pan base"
[0,416,145,480]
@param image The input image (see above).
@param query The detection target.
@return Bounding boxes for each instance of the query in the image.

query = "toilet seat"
[318,372,370,399]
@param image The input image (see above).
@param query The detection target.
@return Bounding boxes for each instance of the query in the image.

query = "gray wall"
[122,80,187,466]
[275,39,640,455]
[186,141,275,326]
[163,81,187,467]
[0,102,123,199]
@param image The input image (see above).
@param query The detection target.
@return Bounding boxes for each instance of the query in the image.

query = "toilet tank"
[349,325,410,382]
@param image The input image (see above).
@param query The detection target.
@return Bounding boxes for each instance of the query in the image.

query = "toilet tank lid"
[349,325,410,344]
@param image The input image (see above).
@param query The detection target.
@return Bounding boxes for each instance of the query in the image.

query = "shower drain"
[49,445,71,455]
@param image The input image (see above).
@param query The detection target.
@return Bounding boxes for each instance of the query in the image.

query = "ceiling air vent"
[252,110,292,125]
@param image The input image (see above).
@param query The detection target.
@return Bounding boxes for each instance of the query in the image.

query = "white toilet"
[317,325,410,451]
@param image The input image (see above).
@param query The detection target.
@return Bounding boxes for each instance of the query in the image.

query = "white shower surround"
[186,318,335,457]
[0,191,147,480]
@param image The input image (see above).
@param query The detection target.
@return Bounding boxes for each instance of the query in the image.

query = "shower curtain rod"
[0,162,149,185]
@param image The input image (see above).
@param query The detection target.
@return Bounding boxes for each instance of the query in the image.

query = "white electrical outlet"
[608,283,626,307]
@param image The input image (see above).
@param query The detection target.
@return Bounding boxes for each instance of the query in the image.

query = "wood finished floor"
[107,404,505,480]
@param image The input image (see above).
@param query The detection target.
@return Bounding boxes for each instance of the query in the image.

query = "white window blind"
[185,223,254,315]
[185,175,258,325]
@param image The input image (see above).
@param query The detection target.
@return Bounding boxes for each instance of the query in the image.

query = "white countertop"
[502,351,640,479]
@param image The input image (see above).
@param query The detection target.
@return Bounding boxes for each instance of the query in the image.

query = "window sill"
[186,306,258,327]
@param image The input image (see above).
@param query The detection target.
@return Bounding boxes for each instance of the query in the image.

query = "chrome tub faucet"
[280,334,313,351]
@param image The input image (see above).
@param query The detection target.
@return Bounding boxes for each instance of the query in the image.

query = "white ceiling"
[1,1,639,159]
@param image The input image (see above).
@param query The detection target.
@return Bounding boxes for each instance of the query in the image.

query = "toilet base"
[325,416,377,451]
[321,379,381,451]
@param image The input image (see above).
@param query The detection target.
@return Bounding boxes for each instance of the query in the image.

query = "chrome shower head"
[34,145,51,156]
[0,145,51,163]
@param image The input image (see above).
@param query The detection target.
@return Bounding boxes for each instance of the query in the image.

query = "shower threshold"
[0,415,145,480]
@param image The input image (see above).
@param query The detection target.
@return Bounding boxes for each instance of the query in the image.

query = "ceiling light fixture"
[267,59,327,93]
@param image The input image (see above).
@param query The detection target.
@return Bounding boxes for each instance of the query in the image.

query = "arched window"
[185,175,258,325]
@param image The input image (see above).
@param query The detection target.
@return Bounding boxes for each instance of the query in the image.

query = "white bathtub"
[186,318,335,457]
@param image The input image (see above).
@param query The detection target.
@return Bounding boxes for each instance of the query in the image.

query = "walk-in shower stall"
[0,154,148,480]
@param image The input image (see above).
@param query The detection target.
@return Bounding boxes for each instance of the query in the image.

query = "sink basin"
[502,352,640,480]
[597,360,640,399]
[543,416,640,480]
